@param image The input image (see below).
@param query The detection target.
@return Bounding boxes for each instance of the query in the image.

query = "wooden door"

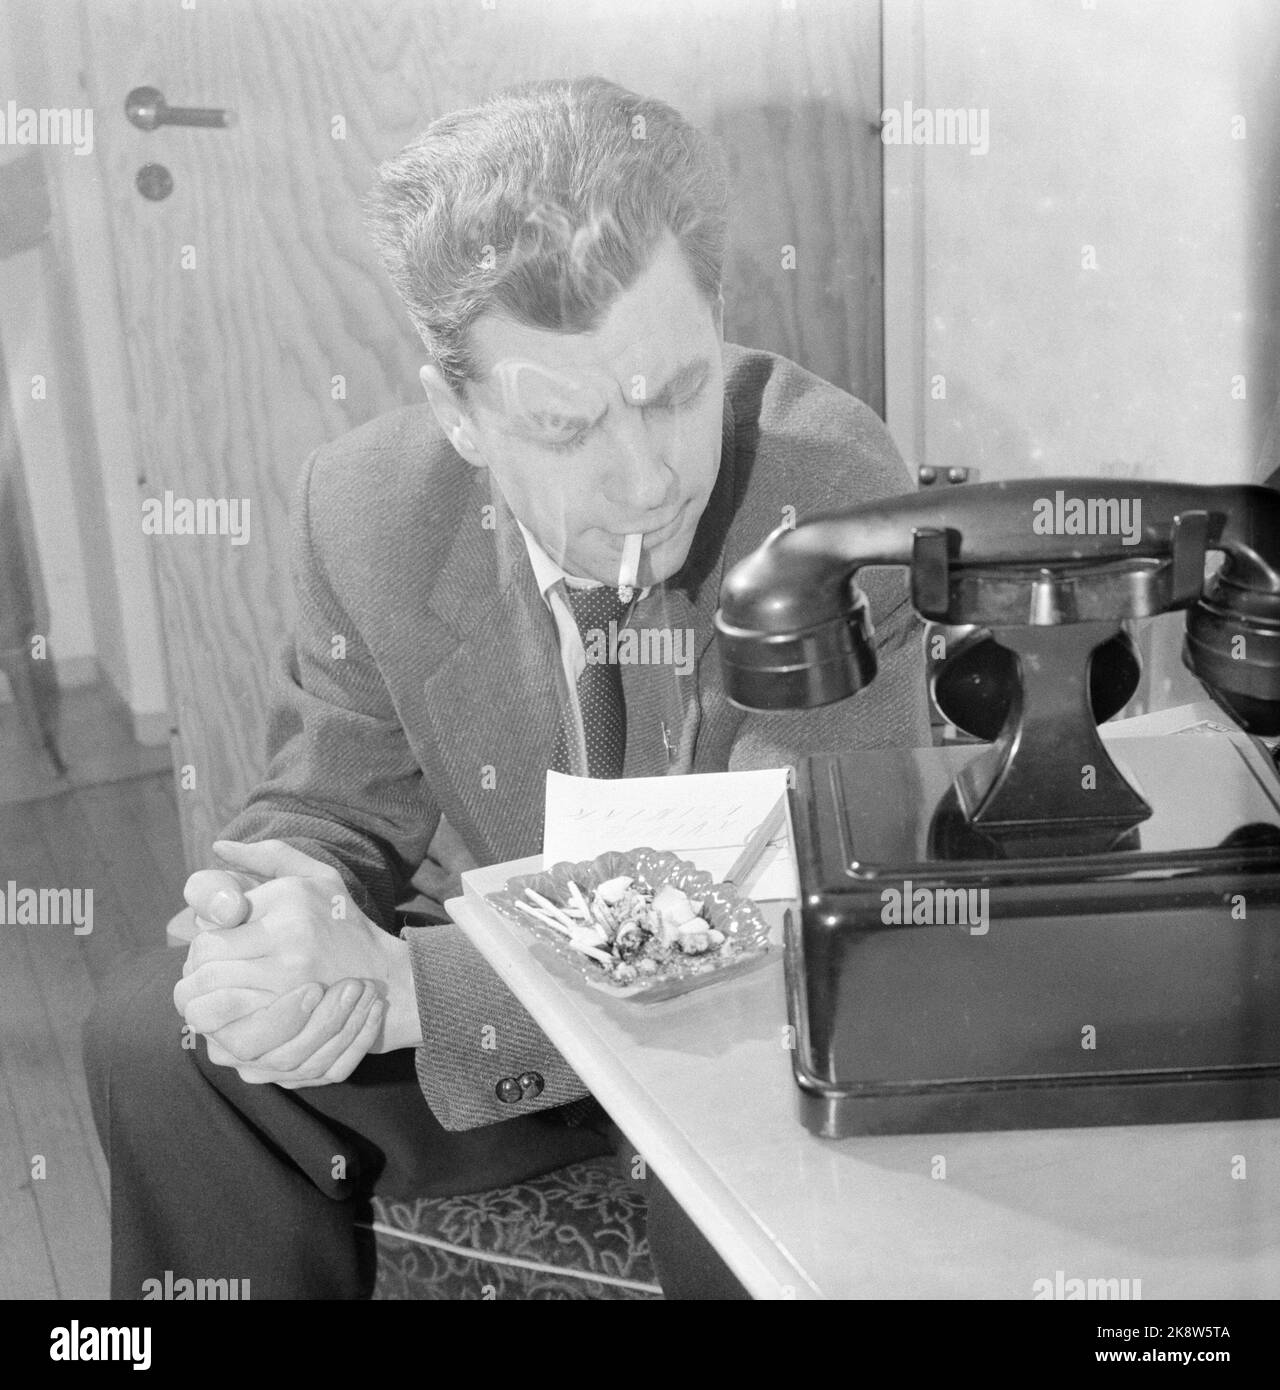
[74,0,884,868]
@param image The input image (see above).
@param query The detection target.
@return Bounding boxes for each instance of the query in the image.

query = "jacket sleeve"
[403,923,588,1130]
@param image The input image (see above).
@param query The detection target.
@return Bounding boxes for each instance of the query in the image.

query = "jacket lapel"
[418,474,564,862]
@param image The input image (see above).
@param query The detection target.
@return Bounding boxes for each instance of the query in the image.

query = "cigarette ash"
[488,849,774,997]
[516,874,730,985]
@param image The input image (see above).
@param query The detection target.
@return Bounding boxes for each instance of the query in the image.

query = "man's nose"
[603,416,675,514]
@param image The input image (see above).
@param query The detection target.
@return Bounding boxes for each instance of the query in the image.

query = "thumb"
[184,868,255,927]
[212,837,341,883]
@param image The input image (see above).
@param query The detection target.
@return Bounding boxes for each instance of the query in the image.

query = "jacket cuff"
[403,921,587,1131]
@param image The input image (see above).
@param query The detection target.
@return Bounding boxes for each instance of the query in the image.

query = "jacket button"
[518,1071,545,1099]
[495,1077,523,1104]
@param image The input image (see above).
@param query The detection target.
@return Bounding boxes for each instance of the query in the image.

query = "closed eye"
[543,429,592,454]
[643,375,707,414]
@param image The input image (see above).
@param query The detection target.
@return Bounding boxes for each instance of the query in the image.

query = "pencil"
[723,793,788,889]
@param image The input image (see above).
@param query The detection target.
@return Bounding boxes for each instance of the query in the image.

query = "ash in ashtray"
[513,874,733,985]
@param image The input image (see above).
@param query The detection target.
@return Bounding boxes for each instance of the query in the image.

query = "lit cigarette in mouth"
[617,531,643,602]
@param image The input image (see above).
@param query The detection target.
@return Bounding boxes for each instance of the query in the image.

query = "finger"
[184,869,257,927]
[205,1035,245,1070]
[233,1065,276,1084]
[212,838,344,885]
[210,980,350,1064]
[319,994,387,1083]
[175,959,288,1013]
[227,987,379,1089]
[184,917,273,973]
[253,981,378,1075]
[204,1036,275,1085]
[183,984,303,1037]
[274,998,385,1089]
[180,930,238,977]
[242,979,368,1072]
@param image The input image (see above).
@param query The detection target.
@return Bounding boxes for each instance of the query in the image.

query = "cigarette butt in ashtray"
[617,531,643,601]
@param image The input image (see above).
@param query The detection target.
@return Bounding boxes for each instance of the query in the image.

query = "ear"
[419,364,485,467]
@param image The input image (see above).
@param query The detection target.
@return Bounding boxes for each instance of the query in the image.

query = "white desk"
[449,858,1280,1300]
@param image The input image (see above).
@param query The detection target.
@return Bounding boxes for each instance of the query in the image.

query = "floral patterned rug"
[368,1154,661,1300]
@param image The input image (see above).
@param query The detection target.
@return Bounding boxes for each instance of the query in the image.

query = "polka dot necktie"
[551,584,630,778]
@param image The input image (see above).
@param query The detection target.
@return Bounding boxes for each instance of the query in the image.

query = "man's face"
[437,235,724,587]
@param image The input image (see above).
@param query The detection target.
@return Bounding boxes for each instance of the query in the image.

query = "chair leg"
[0,646,66,776]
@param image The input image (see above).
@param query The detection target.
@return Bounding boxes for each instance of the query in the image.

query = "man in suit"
[85,76,928,1298]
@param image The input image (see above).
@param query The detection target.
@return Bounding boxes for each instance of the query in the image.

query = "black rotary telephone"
[714,479,1280,1137]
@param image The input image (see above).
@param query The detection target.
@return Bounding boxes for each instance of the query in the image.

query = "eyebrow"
[525,356,711,432]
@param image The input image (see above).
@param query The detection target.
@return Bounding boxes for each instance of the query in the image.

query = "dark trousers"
[84,948,746,1299]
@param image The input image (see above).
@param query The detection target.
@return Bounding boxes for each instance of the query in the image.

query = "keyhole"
[136,163,174,201]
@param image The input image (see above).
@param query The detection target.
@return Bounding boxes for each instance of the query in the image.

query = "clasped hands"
[173,840,420,1089]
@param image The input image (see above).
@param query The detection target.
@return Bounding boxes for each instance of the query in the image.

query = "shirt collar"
[516,520,650,599]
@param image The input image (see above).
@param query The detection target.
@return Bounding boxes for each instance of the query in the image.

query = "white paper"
[1099,699,1244,742]
[543,767,797,900]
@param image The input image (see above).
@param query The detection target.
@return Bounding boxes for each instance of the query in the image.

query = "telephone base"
[791,1061,1280,1139]
[787,732,1280,1136]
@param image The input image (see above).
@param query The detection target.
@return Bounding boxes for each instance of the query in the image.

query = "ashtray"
[485,847,773,1002]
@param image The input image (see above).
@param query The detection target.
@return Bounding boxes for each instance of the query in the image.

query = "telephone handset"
[716,478,1280,848]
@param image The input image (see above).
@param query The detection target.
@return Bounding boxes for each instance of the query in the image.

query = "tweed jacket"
[220,343,931,1130]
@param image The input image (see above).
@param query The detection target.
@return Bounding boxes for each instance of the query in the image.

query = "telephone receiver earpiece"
[1186,578,1280,735]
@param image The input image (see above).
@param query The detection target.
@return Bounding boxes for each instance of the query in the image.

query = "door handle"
[125,86,236,131]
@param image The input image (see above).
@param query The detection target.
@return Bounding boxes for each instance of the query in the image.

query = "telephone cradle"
[715,479,1280,1135]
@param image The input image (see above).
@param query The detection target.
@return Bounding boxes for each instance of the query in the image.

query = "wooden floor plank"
[0,1072,59,1300]
[25,773,185,1215]
[18,809,112,1205]
[77,779,189,956]
[22,941,112,1210]
[0,937,110,1298]
[120,770,191,937]
[0,775,188,1301]
[0,690,188,1302]
[0,800,111,1295]
[24,793,144,990]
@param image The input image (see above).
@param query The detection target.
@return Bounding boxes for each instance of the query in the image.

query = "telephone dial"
[715,479,1280,1135]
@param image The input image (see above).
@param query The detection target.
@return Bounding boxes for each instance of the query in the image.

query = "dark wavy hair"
[365,76,728,393]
